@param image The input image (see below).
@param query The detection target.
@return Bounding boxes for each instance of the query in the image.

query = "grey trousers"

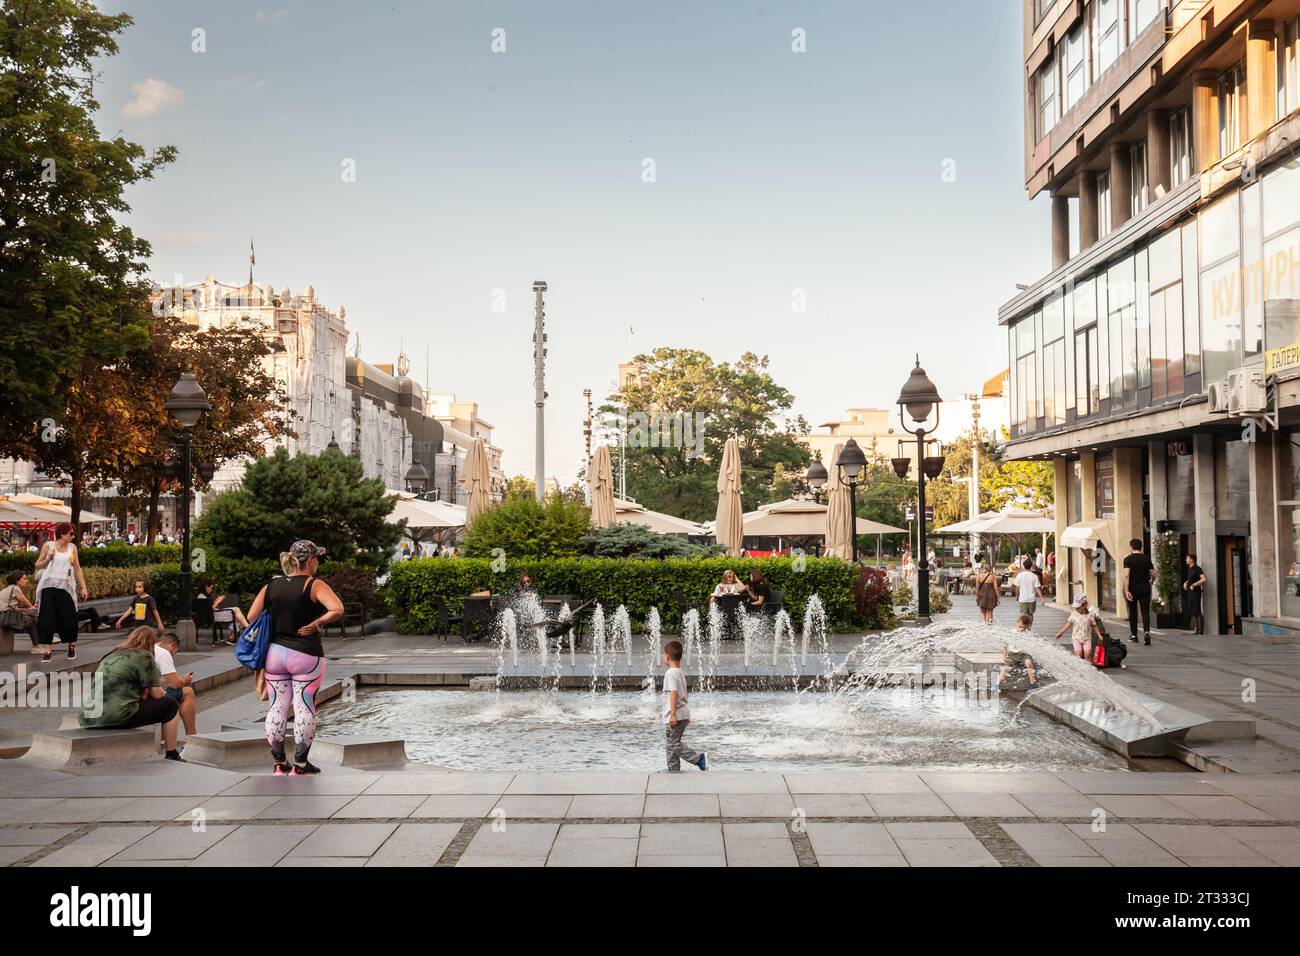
[665,719,701,772]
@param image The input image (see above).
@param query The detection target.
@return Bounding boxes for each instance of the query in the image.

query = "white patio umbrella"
[458,438,493,527]
[587,444,616,528]
[823,443,852,560]
[714,437,744,557]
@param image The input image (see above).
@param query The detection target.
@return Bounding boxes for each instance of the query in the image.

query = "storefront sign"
[1094,453,1115,519]
[1166,439,1192,457]
[1265,341,1300,376]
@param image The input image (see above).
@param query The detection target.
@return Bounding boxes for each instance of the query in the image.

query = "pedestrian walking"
[1122,538,1156,645]
[33,523,87,663]
[661,640,706,772]
[975,561,1000,623]
[1014,558,1043,621]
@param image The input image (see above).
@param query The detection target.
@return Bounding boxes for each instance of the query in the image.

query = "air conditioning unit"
[1227,366,1267,416]
[1206,380,1230,414]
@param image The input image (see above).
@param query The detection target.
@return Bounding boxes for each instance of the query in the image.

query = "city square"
[0,0,1297,934]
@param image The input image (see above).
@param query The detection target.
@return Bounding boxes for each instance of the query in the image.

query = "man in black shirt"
[1183,553,1207,635]
[1122,538,1156,645]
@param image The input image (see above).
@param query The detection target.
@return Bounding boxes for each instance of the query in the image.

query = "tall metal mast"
[532,281,548,502]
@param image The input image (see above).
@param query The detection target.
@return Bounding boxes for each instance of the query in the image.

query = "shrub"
[321,566,381,614]
[0,544,182,575]
[459,494,591,559]
[854,565,896,630]
[580,523,714,559]
[387,556,865,634]
[147,557,375,621]
[16,564,172,603]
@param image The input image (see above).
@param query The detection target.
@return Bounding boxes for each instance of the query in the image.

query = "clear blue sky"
[100,0,1049,479]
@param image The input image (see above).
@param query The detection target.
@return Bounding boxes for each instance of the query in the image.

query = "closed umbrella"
[457,438,493,527]
[714,437,744,557]
[823,443,852,560]
[587,445,615,528]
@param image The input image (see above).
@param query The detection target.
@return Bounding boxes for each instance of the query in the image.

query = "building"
[799,409,899,464]
[1002,0,1300,635]
[422,393,506,505]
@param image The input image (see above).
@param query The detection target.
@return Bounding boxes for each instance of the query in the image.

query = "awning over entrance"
[1061,518,1109,550]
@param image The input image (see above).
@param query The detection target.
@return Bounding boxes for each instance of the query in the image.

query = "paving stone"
[783,771,925,794]
[646,772,787,794]
[287,822,398,858]
[557,823,639,839]
[0,799,64,822]
[921,771,1075,794]
[789,793,873,817]
[276,856,367,867]
[643,793,719,817]
[178,796,282,822]
[114,824,237,861]
[1234,795,1300,819]
[805,822,898,858]
[1160,794,1274,821]
[1222,824,1300,843]
[1134,824,1273,862]
[938,793,1032,818]
[1034,855,1113,867]
[815,854,908,867]
[637,822,723,855]
[1011,792,1106,818]
[410,794,500,818]
[220,774,374,797]
[0,825,74,846]
[456,855,549,867]
[459,822,559,860]
[99,796,207,822]
[547,839,638,867]
[189,824,316,866]
[491,795,574,818]
[253,795,353,819]
[332,794,426,819]
[565,794,645,818]
[636,853,725,867]
[865,792,954,817]
[1054,772,1220,795]
[367,823,462,866]
[367,772,515,795]
[725,838,798,867]
[884,821,975,840]
[718,792,795,817]
[894,837,999,867]
[999,823,1099,858]
[1087,795,1201,820]
[22,797,133,823]
[506,772,645,795]
[723,821,790,839]
[0,845,40,866]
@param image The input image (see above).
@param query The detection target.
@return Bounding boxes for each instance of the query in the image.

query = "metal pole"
[532,281,547,502]
[849,478,859,563]
[969,396,981,561]
[917,428,931,625]
[177,431,195,649]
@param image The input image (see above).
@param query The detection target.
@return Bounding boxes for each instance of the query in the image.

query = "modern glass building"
[1004,0,1300,635]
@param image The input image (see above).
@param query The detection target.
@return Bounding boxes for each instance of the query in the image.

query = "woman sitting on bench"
[78,626,184,762]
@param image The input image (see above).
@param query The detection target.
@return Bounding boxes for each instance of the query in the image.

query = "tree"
[196,448,402,566]
[114,314,294,543]
[459,494,591,559]
[580,523,714,559]
[603,348,810,522]
[0,1,175,525]
[502,474,536,500]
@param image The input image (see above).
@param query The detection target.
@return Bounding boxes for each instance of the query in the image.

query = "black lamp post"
[404,461,430,495]
[834,439,867,563]
[163,372,211,649]
[895,358,943,624]
[805,455,827,502]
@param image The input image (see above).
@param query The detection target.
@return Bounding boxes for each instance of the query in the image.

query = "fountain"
[643,607,663,689]
[495,608,518,678]
[801,594,827,664]
[610,605,633,666]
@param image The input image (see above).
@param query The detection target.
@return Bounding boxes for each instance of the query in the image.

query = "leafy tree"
[0,1,175,524]
[459,494,591,559]
[603,348,810,522]
[580,523,715,559]
[196,448,402,566]
[502,474,536,500]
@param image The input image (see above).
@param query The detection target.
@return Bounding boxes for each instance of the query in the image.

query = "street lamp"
[164,371,211,651]
[805,455,827,500]
[404,461,430,495]
[895,357,943,624]
[834,438,867,563]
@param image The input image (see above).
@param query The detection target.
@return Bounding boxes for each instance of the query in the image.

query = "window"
[1278,430,1300,617]
[1043,294,1066,426]
[1170,107,1192,187]
[1130,141,1149,216]
[1167,450,1194,521]
[1242,183,1263,357]
[1035,0,1057,27]
[1148,228,1186,400]
[1038,59,1057,140]
[1013,315,1039,432]
[1095,0,1121,76]
[1097,170,1112,237]
[1262,159,1300,352]
[1073,277,1101,416]
[1199,192,1242,384]
[1128,0,1161,41]
[1278,18,1299,120]
[1064,24,1087,112]
[1183,220,1202,376]
[1218,64,1245,158]
[1108,256,1138,407]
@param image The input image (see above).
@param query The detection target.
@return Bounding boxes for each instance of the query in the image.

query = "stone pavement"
[1,762,1299,867]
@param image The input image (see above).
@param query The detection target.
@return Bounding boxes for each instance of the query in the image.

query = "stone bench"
[181,730,269,768]
[21,726,160,768]
[184,729,407,769]
[312,735,408,769]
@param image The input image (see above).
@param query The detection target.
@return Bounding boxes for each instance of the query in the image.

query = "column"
[1193,71,1219,172]
[1114,447,1146,607]
[1247,433,1279,620]
[1148,440,1169,529]
[1079,170,1099,250]
[1147,110,1171,200]
[1051,193,1071,270]
[1080,452,1101,610]
[1054,457,1069,606]
[1109,143,1132,231]
[1246,20,1277,142]
[1193,433,1220,630]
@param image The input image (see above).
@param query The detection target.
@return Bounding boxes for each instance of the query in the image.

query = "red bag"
[1092,642,1106,668]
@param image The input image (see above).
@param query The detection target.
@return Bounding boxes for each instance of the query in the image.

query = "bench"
[312,735,408,769]
[83,597,132,632]
[21,726,160,769]
[181,729,269,768]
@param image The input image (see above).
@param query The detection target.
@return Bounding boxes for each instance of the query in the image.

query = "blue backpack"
[233,611,272,670]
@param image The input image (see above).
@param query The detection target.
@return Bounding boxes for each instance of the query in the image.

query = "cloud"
[122,78,184,119]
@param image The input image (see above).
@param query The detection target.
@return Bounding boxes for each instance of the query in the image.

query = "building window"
[1278,430,1300,617]
[1095,0,1121,76]
[1278,18,1299,121]
[1043,294,1066,426]
[1073,277,1101,416]
[1261,159,1300,353]
[1038,59,1057,140]
[1127,0,1161,42]
[1130,141,1149,216]
[1166,449,1194,521]
[1034,0,1057,27]
[1013,315,1038,432]
[1218,63,1245,158]
[1147,228,1185,400]
[1199,191,1242,384]
[1108,255,1137,407]
[1170,106,1192,187]
[1097,170,1112,237]
[1064,24,1087,113]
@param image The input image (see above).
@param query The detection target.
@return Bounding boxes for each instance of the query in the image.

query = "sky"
[98,0,1050,480]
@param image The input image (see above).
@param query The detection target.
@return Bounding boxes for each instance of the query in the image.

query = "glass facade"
[1166,450,1194,521]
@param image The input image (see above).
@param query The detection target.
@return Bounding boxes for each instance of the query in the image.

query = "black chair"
[713,593,744,639]
[764,588,784,617]
[325,602,365,638]
[433,596,463,641]
[461,595,496,643]
[672,590,700,631]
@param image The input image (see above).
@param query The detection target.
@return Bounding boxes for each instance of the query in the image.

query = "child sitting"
[993,613,1038,692]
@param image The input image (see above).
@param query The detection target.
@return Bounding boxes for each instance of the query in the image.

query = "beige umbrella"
[823,444,852,560]
[714,437,744,557]
[612,499,704,536]
[457,439,492,527]
[587,445,615,528]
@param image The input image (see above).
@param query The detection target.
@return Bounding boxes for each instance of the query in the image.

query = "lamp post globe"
[834,439,868,563]
[164,372,211,428]
[806,456,827,490]
[405,461,430,495]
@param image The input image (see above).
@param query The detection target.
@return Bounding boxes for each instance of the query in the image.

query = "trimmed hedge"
[386,557,868,634]
[148,558,377,621]
[0,544,182,574]
[12,564,174,604]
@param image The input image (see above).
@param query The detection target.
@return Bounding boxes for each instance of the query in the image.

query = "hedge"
[386,557,868,634]
[11,564,174,604]
[148,558,378,621]
[0,544,182,574]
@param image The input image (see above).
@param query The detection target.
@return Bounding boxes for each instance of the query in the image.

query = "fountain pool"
[320,685,1128,773]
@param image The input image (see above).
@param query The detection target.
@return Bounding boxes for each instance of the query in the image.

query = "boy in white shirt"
[1014,558,1043,620]
[154,630,197,743]
[662,640,706,772]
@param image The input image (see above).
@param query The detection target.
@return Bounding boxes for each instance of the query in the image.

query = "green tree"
[0,1,175,524]
[580,523,715,559]
[196,448,402,566]
[603,348,810,522]
[459,494,591,559]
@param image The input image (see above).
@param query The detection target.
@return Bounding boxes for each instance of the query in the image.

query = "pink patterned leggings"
[264,644,325,765]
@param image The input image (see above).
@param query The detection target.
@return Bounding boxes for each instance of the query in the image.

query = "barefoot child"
[993,613,1039,692]
[662,640,707,772]
[1055,593,1105,659]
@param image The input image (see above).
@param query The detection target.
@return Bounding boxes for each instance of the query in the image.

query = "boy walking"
[662,640,707,772]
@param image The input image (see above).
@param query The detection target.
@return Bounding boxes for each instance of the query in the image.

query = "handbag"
[233,611,272,670]
[1,608,29,630]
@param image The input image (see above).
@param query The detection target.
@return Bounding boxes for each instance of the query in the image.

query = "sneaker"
[1128,636,1139,643]
[272,762,293,776]
[697,753,707,771]
[1144,635,1151,646]
[66,646,76,661]
[52,635,61,644]
[291,761,321,776]
[164,750,185,762]
[40,652,51,663]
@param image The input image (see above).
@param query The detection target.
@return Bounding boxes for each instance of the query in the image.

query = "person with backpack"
[244,540,344,776]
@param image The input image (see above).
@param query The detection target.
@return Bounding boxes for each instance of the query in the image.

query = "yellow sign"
[1266,342,1300,376]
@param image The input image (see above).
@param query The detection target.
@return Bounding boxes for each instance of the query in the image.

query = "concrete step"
[312,735,408,769]
[20,727,160,768]
[181,730,268,768]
